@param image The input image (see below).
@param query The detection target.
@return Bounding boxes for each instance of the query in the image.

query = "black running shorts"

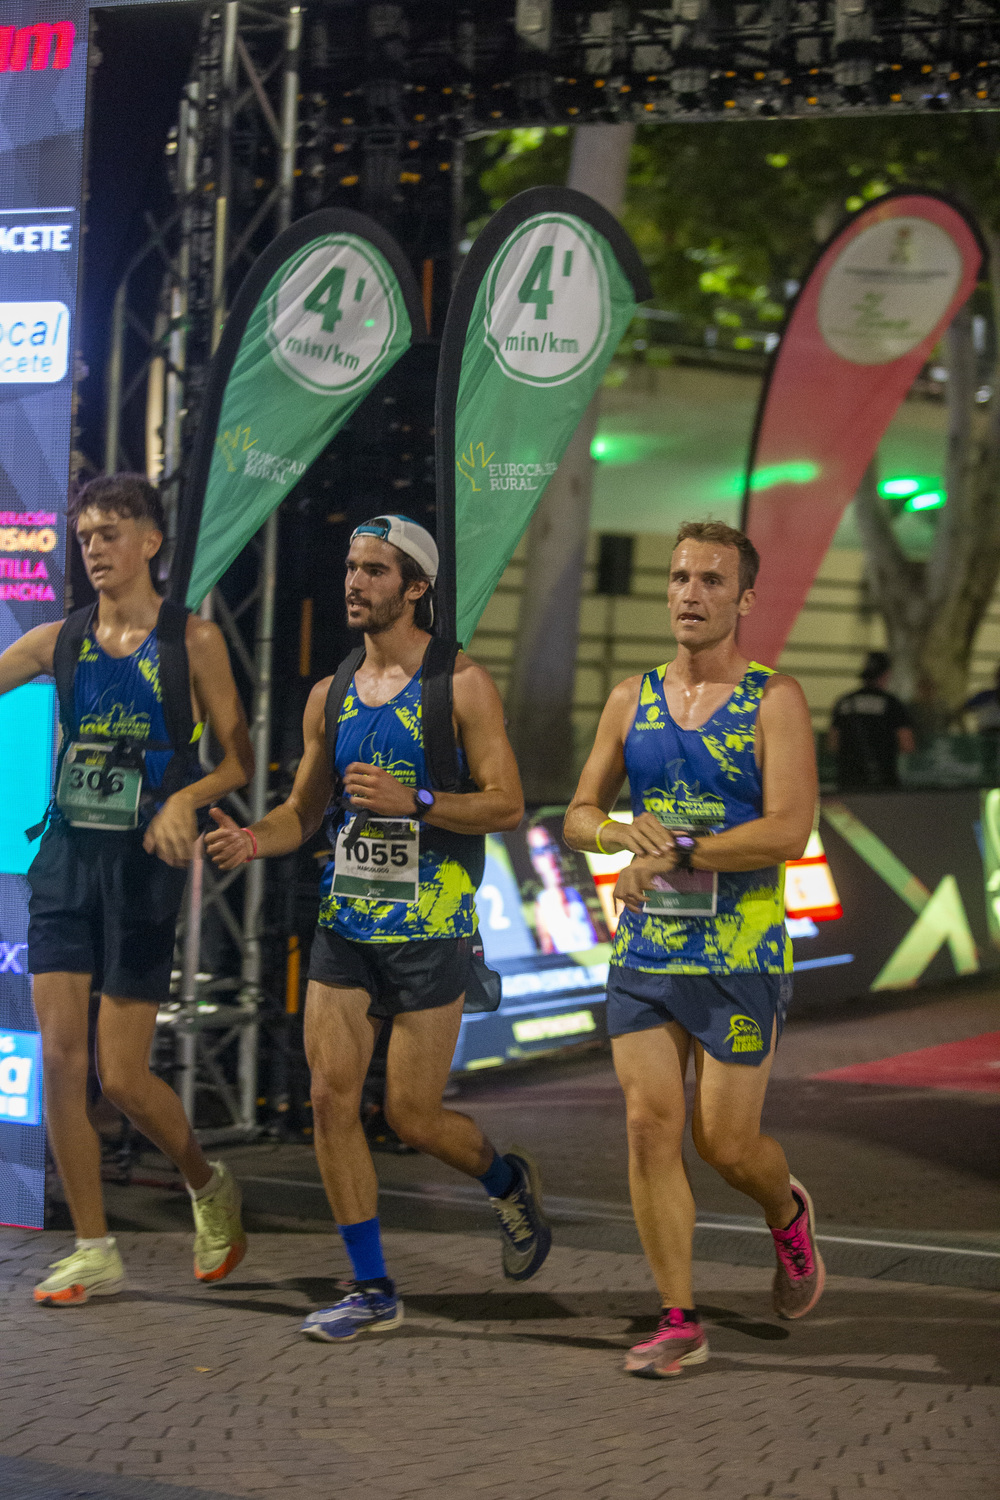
[307,926,472,1019]
[27,819,188,1003]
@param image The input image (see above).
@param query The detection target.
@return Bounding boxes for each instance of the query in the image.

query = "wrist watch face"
[415,788,435,811]
[674,833,696,851]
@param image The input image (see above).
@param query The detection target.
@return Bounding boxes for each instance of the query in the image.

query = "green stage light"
[750,461,819,490]
[721,461,819,498]
[907,489,947,511]
[880,476,922,497]
[590,432,669,465]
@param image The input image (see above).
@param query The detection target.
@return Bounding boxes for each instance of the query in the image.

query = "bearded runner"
[207,514,551,1345]
[565,519,826,1380]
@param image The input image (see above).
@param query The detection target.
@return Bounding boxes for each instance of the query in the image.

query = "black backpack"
[324,637,500,1013]
[37,599,203,832]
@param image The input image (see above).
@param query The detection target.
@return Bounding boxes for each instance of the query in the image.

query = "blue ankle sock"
[478,1152,518,1200]
[338,1217,388,1284]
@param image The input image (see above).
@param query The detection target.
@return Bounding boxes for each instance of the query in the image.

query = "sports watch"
[673,831,697,871]
[413,788,436,818]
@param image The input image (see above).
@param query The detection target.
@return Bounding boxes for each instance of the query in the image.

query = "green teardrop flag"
[172,210,424,609]
[436,188,651,644]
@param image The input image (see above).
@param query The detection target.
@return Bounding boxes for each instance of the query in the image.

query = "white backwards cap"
[350,513,439,585]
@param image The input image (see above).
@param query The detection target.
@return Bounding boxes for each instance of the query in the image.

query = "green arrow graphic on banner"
[184,229,413,610]
[452,211,639,645]
[822,800,979,986]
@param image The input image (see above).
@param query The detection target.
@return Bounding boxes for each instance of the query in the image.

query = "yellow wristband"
[594,818,615,855]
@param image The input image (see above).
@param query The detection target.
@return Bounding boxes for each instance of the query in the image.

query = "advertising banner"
[0,0,89,1230]
[171,209,425,609]
[435,187,650,644]
[740,192,984,667]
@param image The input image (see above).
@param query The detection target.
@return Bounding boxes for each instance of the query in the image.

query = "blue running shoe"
[490,1150,552,1282]
[300,1284,404,1343]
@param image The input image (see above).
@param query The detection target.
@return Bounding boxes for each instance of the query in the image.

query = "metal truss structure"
[96,0,1000,1138]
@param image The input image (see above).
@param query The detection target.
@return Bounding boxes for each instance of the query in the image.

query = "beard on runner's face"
[346,580,410,634]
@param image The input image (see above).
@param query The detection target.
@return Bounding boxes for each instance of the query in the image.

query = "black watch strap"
[673,832,697,871]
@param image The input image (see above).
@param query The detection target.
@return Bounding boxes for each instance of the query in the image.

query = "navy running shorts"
[307,926,472,1019]
[605,967,792,1066]
[27,819,188,1003]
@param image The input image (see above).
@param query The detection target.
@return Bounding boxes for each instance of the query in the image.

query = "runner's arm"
[205,676,335,870]
[0,623,60,695]
[563,677,676,858]
[143,617,254,865]
[340,657,524,834]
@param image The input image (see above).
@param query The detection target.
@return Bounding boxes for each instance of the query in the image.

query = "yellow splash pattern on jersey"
[321,681,476,942]
[616,661,790,975]
[612,875,790,973]
[135,649,162,701]
[697,667,768,785]
[393,700,423,745]
[320,853,476,943]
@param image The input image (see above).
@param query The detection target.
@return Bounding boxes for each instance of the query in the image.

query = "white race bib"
[331,818,419,903]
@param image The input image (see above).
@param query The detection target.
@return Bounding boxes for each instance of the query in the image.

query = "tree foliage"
[468,116,1000,721]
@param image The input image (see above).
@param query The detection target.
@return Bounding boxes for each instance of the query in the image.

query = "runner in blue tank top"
[565,520,826,1379]
[0,474,253,1306]
[207,515,551,1346]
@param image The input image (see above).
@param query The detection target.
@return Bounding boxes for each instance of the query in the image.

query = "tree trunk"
[854,231,1000,732]
[505,122,634,803]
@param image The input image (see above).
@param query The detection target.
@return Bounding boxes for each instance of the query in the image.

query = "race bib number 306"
[332,818,419,903]
[56,742,142,831]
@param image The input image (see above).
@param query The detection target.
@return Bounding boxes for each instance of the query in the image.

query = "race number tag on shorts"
[332,818,419,903]
[55,742,143,831]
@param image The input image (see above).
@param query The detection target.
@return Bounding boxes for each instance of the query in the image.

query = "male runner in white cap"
[207,515,551,1341]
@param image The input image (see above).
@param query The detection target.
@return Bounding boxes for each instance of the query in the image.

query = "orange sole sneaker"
[195,1235,247,1284]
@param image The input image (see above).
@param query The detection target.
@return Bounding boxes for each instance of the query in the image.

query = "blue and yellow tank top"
[74,627,173,792]
[318,670,477,944]
[612,662,791,975]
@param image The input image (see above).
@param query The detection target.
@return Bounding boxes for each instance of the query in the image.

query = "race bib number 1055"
[331,818,419,903]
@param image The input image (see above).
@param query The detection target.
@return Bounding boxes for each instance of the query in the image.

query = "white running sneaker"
[190,1161,247,1283]
[34,1240,126,1306]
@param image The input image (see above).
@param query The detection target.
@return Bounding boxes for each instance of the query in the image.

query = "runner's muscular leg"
[383,997,494,1177]
[690,1029,798,1228]
[304,981,380,1224]
[96,995,211,1191]
[612,1022,696,1309]
[32,972,106,1239]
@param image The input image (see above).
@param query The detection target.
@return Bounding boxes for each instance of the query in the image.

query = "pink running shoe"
[625,1308,710,1378]
[770,1175,826,1320]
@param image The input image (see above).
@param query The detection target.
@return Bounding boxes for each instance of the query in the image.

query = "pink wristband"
[243,827,258,862]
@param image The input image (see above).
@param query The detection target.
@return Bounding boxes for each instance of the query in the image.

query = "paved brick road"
[1,1228,997,1500]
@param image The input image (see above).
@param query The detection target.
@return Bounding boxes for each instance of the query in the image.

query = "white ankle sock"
[76,1235,115,1251]
[189,1166,222,1201]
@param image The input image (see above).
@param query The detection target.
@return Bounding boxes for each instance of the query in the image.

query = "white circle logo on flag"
[818,216,963,366]
[484,214,611,387]
[268,234,399,394]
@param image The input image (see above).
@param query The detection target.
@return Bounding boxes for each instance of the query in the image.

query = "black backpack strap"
[324,646,366,786]
[155,599,195,752]
[420,637,462,793]
[52,604,96,740]
[27,605,94,841]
